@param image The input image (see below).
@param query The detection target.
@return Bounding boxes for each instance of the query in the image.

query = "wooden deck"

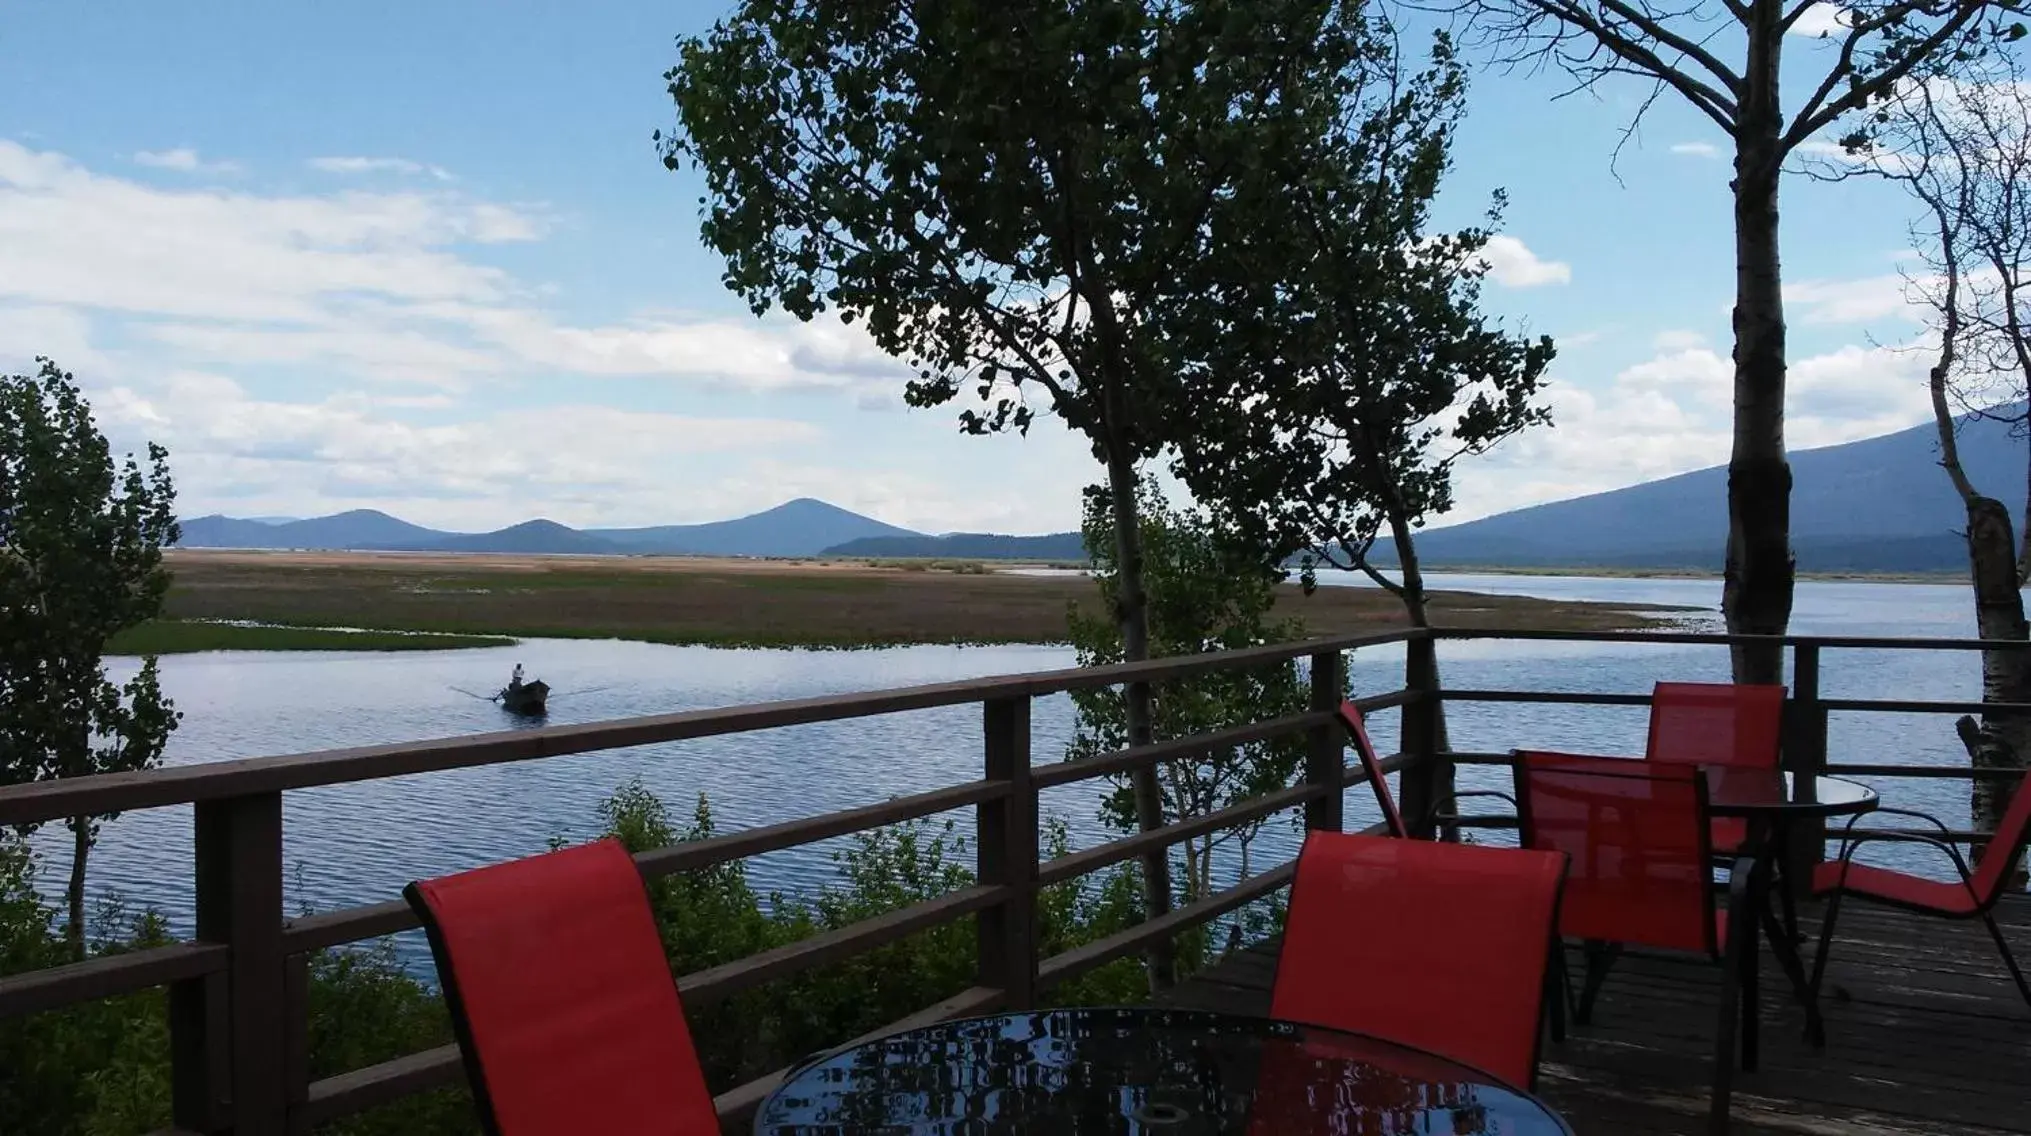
[1153,894,2031,1134]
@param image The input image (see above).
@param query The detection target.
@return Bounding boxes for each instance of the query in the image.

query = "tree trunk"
[1389,512,1451,753]
[1723,3,1796,685]
[1957,497,2031,859]
[1101,402,1176,990]
[1921,255,2031,881]
[65,817,90,961]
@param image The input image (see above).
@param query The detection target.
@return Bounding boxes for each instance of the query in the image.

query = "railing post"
[176,792,287,1136]
[1305,650,1346,833]
[1784,643,1828,897]
[977,696,1037,1009]
[1398,634,1450,840]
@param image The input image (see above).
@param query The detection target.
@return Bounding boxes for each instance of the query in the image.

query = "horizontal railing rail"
[9,624,2031,1135]
[0,628,1421,829]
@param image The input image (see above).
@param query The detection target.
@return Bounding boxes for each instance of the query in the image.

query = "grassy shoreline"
[150,549,1700,652]
[107,620,517,655]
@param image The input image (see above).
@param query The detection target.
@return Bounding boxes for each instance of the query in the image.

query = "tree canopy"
[1161,34,1554,621]
[0,359,180,955]
[663,0,1433,984]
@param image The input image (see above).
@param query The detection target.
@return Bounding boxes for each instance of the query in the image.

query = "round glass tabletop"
[754,1007,1573,1135]
[1704,770,1880,818]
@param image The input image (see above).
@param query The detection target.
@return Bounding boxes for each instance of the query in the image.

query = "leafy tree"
[1846,53,2031,848]
[1163,31,1553,632]
[1156,31,1550,779]
[661,0,1388,982]
[1449,0,2026,682]
[1066,477,1310,950]
[0,358,181,957]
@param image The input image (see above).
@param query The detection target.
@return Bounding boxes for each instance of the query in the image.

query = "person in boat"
[509,663,524,691]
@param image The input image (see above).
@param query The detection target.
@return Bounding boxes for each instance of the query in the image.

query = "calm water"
[27,573,2000,955]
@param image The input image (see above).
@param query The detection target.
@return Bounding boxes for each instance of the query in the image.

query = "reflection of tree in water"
[762,1010,1529,1134]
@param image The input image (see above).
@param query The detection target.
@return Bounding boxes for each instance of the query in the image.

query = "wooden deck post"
[976,696,1037,1009]
[1305,650,1346,833]
[1784,643,1829,897]
[178,792,287,1136]
[1398,635,1450,840]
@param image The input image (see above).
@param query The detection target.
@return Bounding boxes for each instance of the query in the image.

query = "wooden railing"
[0,627,1432,1136]
[1,624,2023,1136]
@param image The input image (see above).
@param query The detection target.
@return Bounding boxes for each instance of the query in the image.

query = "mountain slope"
[824,532,1086,560]
[174,500,920,557]
[419,520,623,555]
[590,498,919,557]
[1390,410,2025,572]
[178,509,447,550]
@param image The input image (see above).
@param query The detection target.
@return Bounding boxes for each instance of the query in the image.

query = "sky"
[0,1,1944,536]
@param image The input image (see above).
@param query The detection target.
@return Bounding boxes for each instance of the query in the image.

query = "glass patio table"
[755,1006,1574,1134]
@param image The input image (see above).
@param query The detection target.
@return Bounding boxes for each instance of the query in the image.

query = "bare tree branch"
[1785,1,1993,149]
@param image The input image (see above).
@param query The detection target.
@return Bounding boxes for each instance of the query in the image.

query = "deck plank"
[1154,894,2031,1134]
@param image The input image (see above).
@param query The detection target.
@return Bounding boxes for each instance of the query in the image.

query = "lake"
[26,572,2002,955]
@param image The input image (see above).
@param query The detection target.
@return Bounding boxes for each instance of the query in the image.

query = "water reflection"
[757,1009,1569,1134]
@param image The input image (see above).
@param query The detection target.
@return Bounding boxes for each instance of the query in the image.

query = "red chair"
[1336,699,1409,838]
[1809,772,2031,1013]
[1514,751,1730,1018]
[1270,831,1568,1090]
[1646,682,1787,856]
[1514,751,1753,1134]
[404,838,718,1136]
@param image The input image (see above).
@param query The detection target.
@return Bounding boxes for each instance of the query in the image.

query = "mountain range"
[174,410,2028,572]
[1377,408,2025,573]
[176,498,922,558]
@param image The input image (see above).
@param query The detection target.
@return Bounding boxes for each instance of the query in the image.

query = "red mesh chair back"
[1973,771,2031,901]
[1514,750,1718,956]
[1270,831,1568,1089]
[404,838,717,1136]
[1336,700,1409,838]
[1646,681,1786,769]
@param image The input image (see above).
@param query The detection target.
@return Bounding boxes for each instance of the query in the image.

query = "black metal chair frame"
[1807,806,2031,1026]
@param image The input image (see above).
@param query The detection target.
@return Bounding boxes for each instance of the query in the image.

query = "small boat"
[496,664,548,716]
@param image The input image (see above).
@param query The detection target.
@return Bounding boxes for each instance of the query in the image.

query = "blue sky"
[0,1,1938,534]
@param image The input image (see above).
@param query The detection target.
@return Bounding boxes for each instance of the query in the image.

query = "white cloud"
[80,365,1101,533]
[134,148,238,174]
[1652,329,1707,352]
[0,141,1100,531]
[1784,273,1921,324]
[1443,336,1933,522]
[0,141,904,397]
[1670,141,1721,159]
[93,370,842,524]
[309,156,453,180]
[1788,3,1852,38]
[1479,235,1572,287]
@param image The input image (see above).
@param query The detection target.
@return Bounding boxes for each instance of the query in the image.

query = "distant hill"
[178,509,445,550]
[590,498,917,557]
[421,520,623,555]
[825,532,1087,560]
[1382,409,2025,573]
[174,500,921,558]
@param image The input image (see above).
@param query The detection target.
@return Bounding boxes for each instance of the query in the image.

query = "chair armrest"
[1434,789,1519,810]
[1825,828,1981,907]
[1429,790,1520,829]
[1837,806,1954,840]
